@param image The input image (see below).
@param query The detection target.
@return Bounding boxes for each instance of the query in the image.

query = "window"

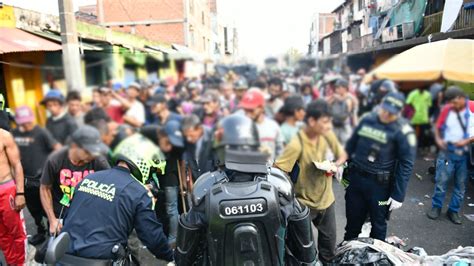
[358,0,364,11]
[202,11,205,25]
[203,36,206,50]
[190,29,195,46]
[190,0,194,15]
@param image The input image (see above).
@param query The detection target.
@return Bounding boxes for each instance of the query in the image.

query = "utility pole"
[58,0,84,92]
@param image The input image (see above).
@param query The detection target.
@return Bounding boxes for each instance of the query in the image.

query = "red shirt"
[106,105,125,124]
[436,100,474,130]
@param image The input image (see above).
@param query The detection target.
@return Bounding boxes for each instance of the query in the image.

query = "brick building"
[308,13,336,56]
[98,0,213,56]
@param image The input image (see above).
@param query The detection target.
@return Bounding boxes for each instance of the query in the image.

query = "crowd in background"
[1,65,473,263]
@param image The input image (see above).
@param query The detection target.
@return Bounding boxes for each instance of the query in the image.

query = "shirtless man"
[0,128,27,265]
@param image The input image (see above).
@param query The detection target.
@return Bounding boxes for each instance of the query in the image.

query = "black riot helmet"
[217,114,268,174]
[219,114,260,149]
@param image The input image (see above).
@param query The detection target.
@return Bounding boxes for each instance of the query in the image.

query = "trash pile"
[331,238,474,265]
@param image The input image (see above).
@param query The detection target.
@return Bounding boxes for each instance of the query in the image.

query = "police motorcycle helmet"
[113,134,166,184]
[216,114,268,174]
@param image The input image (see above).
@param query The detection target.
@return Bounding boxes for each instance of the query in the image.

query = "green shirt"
[406,89,432,125]
[280,121,304,145]
[275,130,343,210]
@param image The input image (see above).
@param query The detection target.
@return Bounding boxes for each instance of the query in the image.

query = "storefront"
[0,28,62,124]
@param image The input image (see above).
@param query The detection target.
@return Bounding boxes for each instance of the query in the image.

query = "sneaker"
[427,207,441,220]
[447,211,462,225]
[28,233,46,246]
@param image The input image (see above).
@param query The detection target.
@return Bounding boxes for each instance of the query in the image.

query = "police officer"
[344,91,417,241]
[60,134,173,263]
[175,114,317,265]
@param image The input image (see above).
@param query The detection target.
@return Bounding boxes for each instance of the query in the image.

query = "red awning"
[0,28,62,54]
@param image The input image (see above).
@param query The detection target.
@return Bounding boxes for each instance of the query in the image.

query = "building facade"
[309,13,336,56]
[317,0,474,72]
[100,0,214,57]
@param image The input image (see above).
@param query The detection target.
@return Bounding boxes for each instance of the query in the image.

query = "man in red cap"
[240,89,284,162]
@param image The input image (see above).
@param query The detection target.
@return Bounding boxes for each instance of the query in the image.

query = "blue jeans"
[164,186,179,245]
[431,151,468,213]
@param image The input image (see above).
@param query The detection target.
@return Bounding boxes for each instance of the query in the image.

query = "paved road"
[332,156,474,255]
[2,156,473,264]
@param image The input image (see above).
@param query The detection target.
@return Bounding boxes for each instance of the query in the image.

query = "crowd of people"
[0,66,473,265]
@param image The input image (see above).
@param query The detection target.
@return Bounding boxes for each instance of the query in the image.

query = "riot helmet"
[113,134,166,184]
[368,79,398,107]
[217,114,268,173]
[234,79,249,90]
[219,114,260,150]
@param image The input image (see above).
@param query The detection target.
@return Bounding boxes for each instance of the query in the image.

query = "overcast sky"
[4,0,342,63]
[219,0,342,63]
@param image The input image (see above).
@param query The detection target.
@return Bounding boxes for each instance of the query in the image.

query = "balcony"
[422,8,474,36]
[348,37,361,51]
[347,34,374,53]
[329,31,342,54]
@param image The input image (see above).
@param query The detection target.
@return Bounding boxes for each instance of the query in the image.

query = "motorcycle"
[45,232,136,266]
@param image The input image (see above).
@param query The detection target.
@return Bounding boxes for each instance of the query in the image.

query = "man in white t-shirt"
[240,89,284,163]
[124,82,146,128]
[428,86,474,224]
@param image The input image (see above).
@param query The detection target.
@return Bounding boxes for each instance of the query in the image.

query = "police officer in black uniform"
[60,134,173,263]
[344,91,417,241]
[175,114,317,265]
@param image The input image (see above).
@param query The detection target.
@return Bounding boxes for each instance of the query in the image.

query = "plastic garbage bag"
[332,246,392,265]
[331,238,421,265]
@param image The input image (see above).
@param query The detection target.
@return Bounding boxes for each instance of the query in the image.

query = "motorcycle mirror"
[44,232,71,264]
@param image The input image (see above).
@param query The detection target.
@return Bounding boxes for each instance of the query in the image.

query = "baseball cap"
[112,82,123,91]
[444,86,466,101]
[15,106,34,125]
[40,90,65,105]
[381,92,405,114]
[239,89,265,109]
[71,125,109,157]
[200,90,220,103]
[128,82,141,90]
[165,120,184,147]
[147,94,167,106]
[98,87,112,94]
[335,78,349,88]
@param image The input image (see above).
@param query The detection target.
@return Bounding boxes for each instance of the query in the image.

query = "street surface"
[1,156,473,265]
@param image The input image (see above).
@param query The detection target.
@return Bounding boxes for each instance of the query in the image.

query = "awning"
[24,30,103,51]
[171,44,202,61]
[0,28,62,54]
[144,47,164,62]
[146,45,177,57]
[147,44,196,61]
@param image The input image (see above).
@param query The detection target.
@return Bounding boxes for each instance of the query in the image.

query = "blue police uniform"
[61,166,173,261]
[344,93,416,241]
